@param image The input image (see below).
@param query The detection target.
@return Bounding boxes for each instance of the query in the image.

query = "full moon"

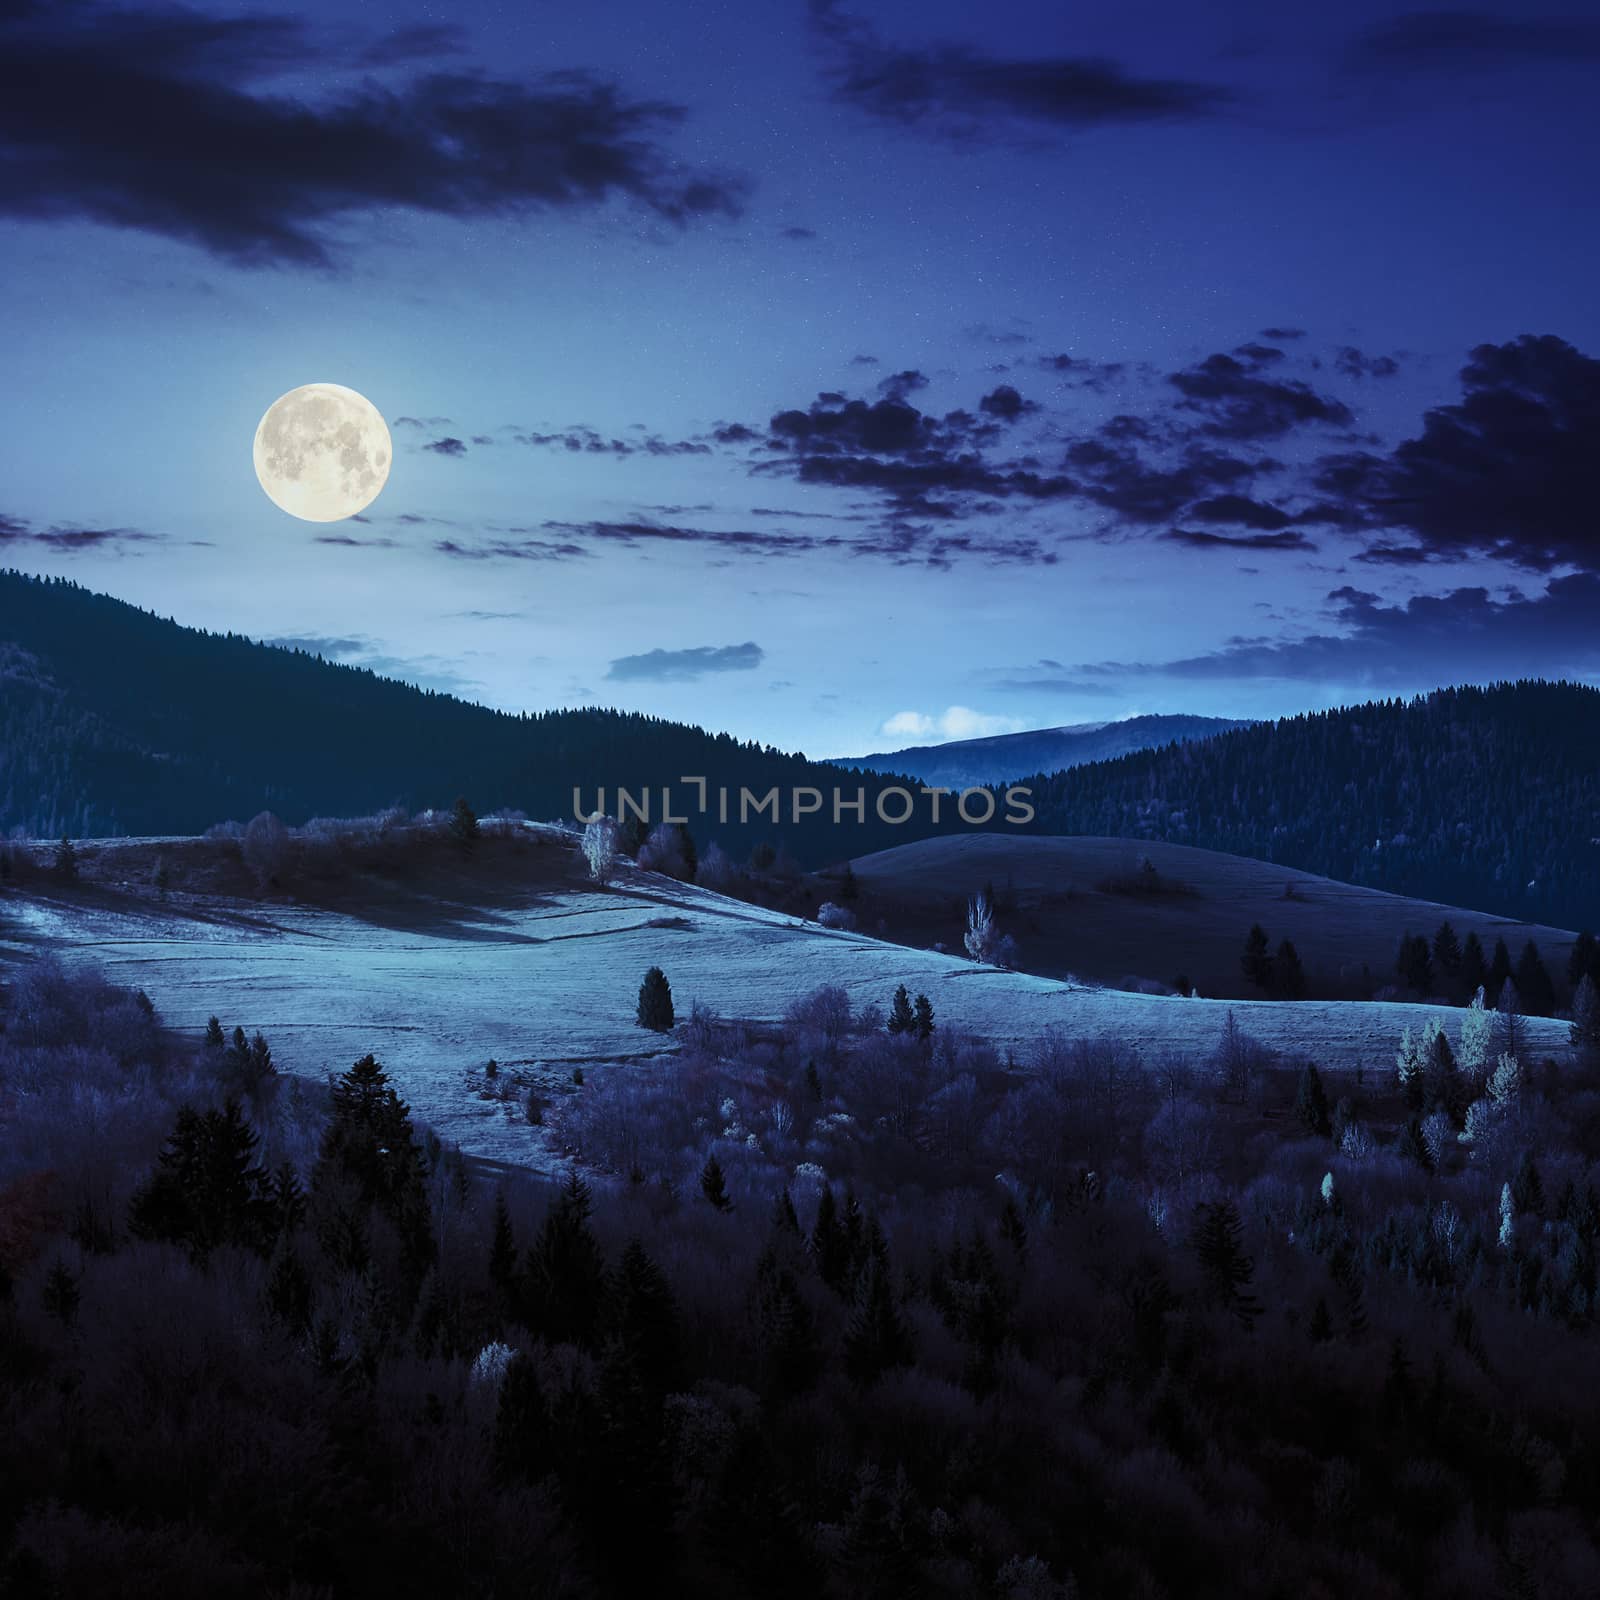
[253,383,391,522]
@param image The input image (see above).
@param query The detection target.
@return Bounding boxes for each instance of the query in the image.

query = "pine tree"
[448,796,480,851]
[605,1239,681,1397]
[1511,1150,1545,1216]
[810,1185,850,1291]
[886,985,916,1035]
[314,1053,433,1279]
[753,1246,821,1398]
[1460,931,1489,998]
[1274,939,1307,1000]
[1295,1062,1332,1137]
[700,1153,733,1212]
[523,1168,607,1347]
[1496,978,1523,1060]
[913,993,935,1040]
[636,966,675,1031]
[844,1256,913,1385]
[1395,1025,1426,1112]
[1422,1025,1464,1123]
[1515,940,1555,1018]
[265,1234,312,1332]
[130,1098,275,1258]
[488,1189,517,1298]
[1568,929,1599,992]
[203,1015,225,1050]
[839,862,860,903]
[1395,1116,1434,1172]
[53,836,78,883]
[1397,932,1433,994]
[1190,1199,1260,1329]
[1433,921,1462,981]
[1488,938,1514,1006]
[771,1188,802,1238]
[1571,973,1600,1059]
[1241,924,1273,990]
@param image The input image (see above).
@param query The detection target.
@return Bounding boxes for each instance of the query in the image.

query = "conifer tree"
[700,1153,733,1212]
[1274,939,1307,1000]
[204,1015,225,1050]
[1397,932,1433,994]
[1295,1062,1332,1137]
[1571,973,1600,1060]
[1511,1150,1545,1217]
[886,985,915,1035]
[753,1246,822,1398]
[810,1185,850,1291]
[448,796,480,851]
[636,966,675,1031]
[523,1167,607,1347]
[839,862,860,903]
[1460,931,1489,998]
[844,1256,913,1385]
[771,1188,802,1238]
[488,1189,517,1298]
[1433,921,1462,981]
[265,1235,312,1332]
[1496,978,1524,1059]
[53,836,78,883]
[1395,1116,1434,1172]
[1515,940,1555,1018]
[1568,929,1599,992]
[605,1238,681,1398]
[1422,1026,1464,1123]
[1190,1199,1260,1329]
[1488,938,1514,1006]
[1241,923,1273,990]
[913,993,935,1040]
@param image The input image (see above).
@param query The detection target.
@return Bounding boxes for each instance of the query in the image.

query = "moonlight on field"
[253,383,391,522]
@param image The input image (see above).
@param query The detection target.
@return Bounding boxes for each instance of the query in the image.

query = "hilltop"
[830,713,1250,788]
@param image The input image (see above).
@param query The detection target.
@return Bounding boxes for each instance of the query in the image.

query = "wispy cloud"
[606,641,765,682]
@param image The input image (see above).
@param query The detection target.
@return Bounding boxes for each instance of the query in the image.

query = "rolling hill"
[840,833,1581,1002]
[830,713,1250,788]
[3,826,1573,1168]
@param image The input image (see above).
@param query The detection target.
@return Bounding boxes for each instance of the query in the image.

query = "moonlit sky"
[3,0,1598,757]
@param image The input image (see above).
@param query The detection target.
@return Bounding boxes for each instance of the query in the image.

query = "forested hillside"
[1020,683,1600,929]
[0,572,926,858]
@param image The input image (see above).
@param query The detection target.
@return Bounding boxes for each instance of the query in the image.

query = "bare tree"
[581,816,619,884]
[243,811,290,889]
[964,891,1018,967]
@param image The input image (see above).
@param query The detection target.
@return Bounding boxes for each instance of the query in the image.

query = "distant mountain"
[831,714,1251,787]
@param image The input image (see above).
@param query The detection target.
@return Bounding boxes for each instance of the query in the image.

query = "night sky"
[3,0,1598,758]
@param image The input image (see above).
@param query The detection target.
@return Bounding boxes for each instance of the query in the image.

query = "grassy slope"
[844,833,1579,998]
[3,829,1571,1171]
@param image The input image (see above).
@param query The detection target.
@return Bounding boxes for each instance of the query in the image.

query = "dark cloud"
[393,415,454,429]
[780,225,817,240]
[809,0,1232,142]
[606,641,764,682]
[545,518,827,556]
[1087,575,1600,685]
[849,354,881,366]
[1260,327,1306,341]
[424,436,468,457]
[1064,437,1271,524]
[1348,11,1600,72]
[435,537,591,562]
[1312,334,1600,572]
[0,0,744,267]
[513,426,711,457]
[1334,346,1401,380]
[358,22,469,68]
[0,512,160,552]
[1353,543,1439,566]
[1036,353,1129,390]
[314,533,400,548]
[1167,352,1354,440]
[877,369,929,400]
[1234,342,1286,365]
[979,384,1036,421]
[1164,528,1317,553]
[1183,495,1295,531]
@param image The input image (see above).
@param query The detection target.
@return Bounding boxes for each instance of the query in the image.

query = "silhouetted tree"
[1512,1150,1545,1218]
[203,1015,225,1050]
[1572,974,1600,1060]
[1461,931,1489,998]
[1191,1199,1260,1329]
[523,1168,607,1347]
[1568,929,1599,992]
[1295,1063,1332,1137]
[886,985,916,1036]
[700,1153,733,1212]
[1274,938,1307,1000]
[1515,940,1555,1018]
[839,862,860,902]
[1241,923,1273,990]
[1397,932,1433,994]
[844,1255,912,1385]
[1488,938,1514,1006]
[1395,1117,1434,1172]
[1433,921,1462,981]
[913,993,935,1040]
[448,795,480,851]
[52,836,78,884]
[130,1099,275,1258]
[489,1189,517,1301]
[636,966,675,1031]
